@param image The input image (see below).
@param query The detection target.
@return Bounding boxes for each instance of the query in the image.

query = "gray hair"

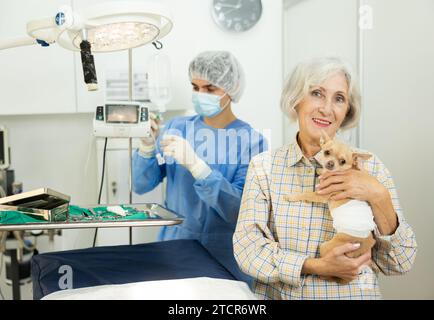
[280,57,361,130]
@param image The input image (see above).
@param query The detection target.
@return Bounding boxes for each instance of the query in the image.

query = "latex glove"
[160,134,212,180]
[138,112,161,157]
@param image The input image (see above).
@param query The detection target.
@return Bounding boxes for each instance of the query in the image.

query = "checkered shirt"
[233,139,417,299]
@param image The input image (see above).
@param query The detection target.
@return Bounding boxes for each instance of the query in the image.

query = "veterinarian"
[133,51,267,285]
[233,57,417,299]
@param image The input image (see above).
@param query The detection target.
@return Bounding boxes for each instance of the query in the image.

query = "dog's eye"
[324,150,331,156]
[339,159,346,165]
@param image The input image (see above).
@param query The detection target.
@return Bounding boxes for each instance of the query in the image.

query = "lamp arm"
[0,16,64,51]
[27,17,64,44]
[0,37,37,50]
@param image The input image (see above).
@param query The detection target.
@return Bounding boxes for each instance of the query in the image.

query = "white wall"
[0,0,284,299]
[0,0,283,146]
[1,0,432,301]
[0,0,76,115]
[283,0,434,299]
[361,0,434,299]
[155,0,283,148]
[283,0,359,145]
[0,113,97,300]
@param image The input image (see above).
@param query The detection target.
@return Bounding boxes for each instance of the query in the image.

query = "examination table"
[31,239,251,300]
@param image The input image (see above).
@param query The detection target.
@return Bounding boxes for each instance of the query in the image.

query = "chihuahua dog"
[286,131,377,283]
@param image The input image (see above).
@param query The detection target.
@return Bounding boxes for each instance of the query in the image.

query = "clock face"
[212,0,262,32]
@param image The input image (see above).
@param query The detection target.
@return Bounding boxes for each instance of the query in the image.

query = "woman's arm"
[316,167,397,234]
[370,160,417,275]
[316,154,417,275]
[302,244,371,283]
[368,186,398,235]
[234,152,376,284]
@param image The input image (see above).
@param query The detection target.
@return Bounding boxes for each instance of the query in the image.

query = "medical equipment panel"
[0,126,10,170]
[93,101,151,138]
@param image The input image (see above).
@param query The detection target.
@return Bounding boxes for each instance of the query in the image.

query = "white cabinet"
[0,1,76,115]
[282,0,359,146]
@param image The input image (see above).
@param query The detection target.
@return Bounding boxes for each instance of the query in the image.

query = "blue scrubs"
[132,115,267,284]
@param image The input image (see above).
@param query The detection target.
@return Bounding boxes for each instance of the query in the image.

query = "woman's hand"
[316,169,387,204]
[320,243,372,282]
[316,168,399,236]
[303,243,372,282]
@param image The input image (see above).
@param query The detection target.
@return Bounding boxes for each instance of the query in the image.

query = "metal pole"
[128,49,133,245]
[356,0,365,149]
[10,249,21,300]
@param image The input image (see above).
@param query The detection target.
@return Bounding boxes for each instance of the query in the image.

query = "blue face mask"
[192,92,229,118]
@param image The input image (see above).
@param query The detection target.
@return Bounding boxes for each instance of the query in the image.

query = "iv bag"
[147,52,172,112]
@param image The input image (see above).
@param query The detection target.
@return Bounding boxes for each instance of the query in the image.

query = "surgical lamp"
[0,2,173,91]
[0,2,174,246]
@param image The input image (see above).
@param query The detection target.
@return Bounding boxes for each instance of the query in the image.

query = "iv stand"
[127,42,163,245]
[128,48,133,245]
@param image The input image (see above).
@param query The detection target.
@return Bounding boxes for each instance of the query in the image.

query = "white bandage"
[331,200,376,238]
[106,206,127,217]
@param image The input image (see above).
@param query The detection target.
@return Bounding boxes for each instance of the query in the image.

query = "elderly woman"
[233,57,417,299]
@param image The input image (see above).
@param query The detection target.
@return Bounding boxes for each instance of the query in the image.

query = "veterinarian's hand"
[316,169,387,204]
[138,112,161,157]
[319,243,372,282]
[160,134,212,180]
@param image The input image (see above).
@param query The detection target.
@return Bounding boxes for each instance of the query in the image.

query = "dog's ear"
[352,152,372,169]
[320,130,331,146]
[353,152,372,162]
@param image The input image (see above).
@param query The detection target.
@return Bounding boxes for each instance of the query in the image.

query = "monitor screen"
[106,104,139,124]
[0,131,4,166]
[0,128,9,169]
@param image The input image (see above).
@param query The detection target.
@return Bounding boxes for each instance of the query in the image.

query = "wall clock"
[212,0,262,32]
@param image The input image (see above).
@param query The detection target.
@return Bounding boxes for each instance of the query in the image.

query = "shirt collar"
[286,132,323,167]
[286,137,304,167]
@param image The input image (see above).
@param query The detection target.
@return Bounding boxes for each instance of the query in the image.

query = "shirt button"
[307,168,313,175]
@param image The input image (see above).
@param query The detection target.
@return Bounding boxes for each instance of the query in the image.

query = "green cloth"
[0,211,46,224]
[0,204,161,225]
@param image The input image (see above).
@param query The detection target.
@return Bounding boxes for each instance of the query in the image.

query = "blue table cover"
[31,239,236,299]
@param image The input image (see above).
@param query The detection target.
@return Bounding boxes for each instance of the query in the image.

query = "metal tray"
[0,203,183,231]
[0,188,70,221]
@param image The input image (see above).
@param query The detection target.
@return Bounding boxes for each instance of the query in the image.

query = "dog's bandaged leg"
[331,200,376,238]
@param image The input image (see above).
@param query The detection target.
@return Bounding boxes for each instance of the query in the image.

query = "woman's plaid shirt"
[233,141,417,299]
